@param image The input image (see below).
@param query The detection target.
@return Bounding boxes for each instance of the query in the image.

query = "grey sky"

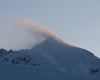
[0,0,100,57]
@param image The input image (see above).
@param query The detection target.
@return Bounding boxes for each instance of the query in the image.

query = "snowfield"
[0,64,100,80]
[0,37,100,80]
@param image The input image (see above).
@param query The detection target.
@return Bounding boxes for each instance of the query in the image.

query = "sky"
[0,0,100,58]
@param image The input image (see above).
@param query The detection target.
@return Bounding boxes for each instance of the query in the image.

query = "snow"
[0,64,100,80]
[0,37,100,80]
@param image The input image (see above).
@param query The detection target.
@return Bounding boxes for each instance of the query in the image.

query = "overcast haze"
[0,0,100,58]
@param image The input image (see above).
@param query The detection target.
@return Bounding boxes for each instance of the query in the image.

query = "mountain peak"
[43,37,64,45]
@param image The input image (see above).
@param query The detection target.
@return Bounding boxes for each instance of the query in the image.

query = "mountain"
[0,37,100,80]
[31,37,100,73]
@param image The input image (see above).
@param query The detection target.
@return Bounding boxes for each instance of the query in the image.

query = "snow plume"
[0,16,58,50]
[14,17,58,39]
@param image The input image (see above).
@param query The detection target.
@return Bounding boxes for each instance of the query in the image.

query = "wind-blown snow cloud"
[0,16,58,50]
[14,17,58,39]
[0,16,75,50]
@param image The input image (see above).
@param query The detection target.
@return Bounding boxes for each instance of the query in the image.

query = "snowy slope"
[0,64,100,80]
[0,37,100,80]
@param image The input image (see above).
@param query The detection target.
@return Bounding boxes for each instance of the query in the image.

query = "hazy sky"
[0,0,100,58]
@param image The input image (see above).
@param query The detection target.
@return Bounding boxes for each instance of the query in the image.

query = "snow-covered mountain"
[30,37,100,74]
[0,37,100,80]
